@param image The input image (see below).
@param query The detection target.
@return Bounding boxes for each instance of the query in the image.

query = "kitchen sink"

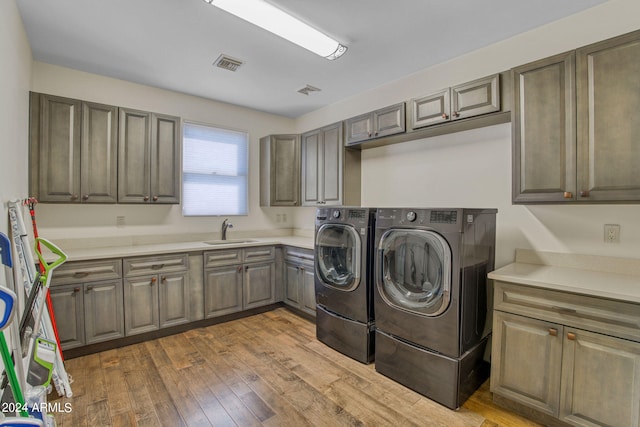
[203,239,258,246]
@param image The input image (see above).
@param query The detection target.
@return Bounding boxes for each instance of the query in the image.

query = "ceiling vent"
[297,84,322,96]
[214,55,243,72]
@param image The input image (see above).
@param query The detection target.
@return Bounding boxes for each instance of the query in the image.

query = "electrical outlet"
[116,216,126,227]
[604,224,620,244]
[276,214,282,223]
[282,213,287,223]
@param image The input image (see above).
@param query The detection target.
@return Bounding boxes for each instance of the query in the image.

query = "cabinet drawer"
[284,246,314,264]
[52,258,122,285]
[204,249,242,268]
[495,281,640,342]
[243,246,275,263]
[124,253,188,277]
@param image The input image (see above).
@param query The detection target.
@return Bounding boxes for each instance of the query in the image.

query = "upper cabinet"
[29,93,181,205]
[30,93,118,203]
[301,122,361,206]
[118,109,180,204]
[410,74,501,130]
[513,30,640,203]
[260,134,300,206]
[345,103,405,145]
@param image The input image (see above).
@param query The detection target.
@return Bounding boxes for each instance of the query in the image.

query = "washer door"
[315,224,361,291]
[378,229,451,316]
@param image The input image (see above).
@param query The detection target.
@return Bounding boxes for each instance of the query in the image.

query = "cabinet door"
[204,266,242,318]
[301,130,321,206]
[150,113,180,204]
[576,31,640,201]
[118,108,151,203]
[512,52,576,203]
[260,135,300,206]
[80,102,118,203]
[158,272,190,328]
[491,312,563,417]
[84,279,125,344]
[283,261,301,307]
[451,74,500,120]
[320,123,343,205]
[373,103,405,138]
[37,94,82,202]
[560,328,640,427]
[124,275,159,335]
[410,89,450,129]
[243,262,276,309]
[49,284,85,349]
[300,263,316,316]
[345,112,373,145]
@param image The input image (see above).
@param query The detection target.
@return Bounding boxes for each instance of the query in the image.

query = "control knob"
[406,211,417,222]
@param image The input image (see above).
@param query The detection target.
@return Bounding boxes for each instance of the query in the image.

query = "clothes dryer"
[374,208,496,409]
[315,207,377,364]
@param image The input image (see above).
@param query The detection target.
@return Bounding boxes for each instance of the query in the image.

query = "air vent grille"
[214,55,243,72]
[297,85,321,96]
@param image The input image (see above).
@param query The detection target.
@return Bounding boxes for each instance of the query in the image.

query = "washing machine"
[374,207,496,409]
[315,206,377,364]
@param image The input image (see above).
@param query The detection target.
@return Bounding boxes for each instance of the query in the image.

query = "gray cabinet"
[283,247,315,316]
[410,74,500,130]
[123,253,190,335]
[29,93,118,203]
[204,246,276,318]
[513,30,640,204]
[260,134,300,206]
[491,281,640,427]
[50,259,124,349]
[345,103,405,145]
[118,109,180,204]
[301,122,361,206]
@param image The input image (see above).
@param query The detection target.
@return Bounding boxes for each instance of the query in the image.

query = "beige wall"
[0,0,32,237]
[293,0,640,267]
[31,63,296,241]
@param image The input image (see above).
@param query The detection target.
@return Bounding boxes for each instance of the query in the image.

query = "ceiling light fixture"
[202,0,347,60]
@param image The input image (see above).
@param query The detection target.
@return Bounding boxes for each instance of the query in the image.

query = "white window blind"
[182,122,248,216]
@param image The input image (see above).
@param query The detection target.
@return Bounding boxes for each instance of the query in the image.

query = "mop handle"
[34,238,67,285]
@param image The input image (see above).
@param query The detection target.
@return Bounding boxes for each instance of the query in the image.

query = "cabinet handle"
[453,111,460,118]
[563,192,573,199]
[152,196,159,202]
[579,190,590,198]
[368,132,372,137]
[374,131,378,137]
[70,194,78,201]
[143,195,150,201]
[73,287,81,293]
[73,272,90,278]
[237,266,242,273]
[150,277,157,285]
[548,328,558,337]
[300,267,305,272]
[442,113,449,119]
[245,266,249,272]
[567,332,577,341]
[85,286,93,293]
[161,276,166,282]
[82,194,89,201]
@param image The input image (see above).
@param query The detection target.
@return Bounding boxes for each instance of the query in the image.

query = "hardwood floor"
[49,308,541,426]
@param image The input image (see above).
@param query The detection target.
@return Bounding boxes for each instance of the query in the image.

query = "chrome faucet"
[221,218,233,240]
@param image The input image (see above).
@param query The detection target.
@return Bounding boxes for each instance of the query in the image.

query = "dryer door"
[378,229,451,316]
[315,223,361,291]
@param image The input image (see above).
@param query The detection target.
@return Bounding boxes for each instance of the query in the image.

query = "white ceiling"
[16,0,607,118]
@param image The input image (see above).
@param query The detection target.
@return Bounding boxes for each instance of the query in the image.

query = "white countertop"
[488,249,640,304]
[51,236,314,262]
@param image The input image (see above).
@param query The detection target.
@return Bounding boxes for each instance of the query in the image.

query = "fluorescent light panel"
[203,0,347,60]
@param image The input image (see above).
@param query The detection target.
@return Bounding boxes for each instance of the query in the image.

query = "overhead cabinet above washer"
[345,103,406,145]
[409,74,501,130]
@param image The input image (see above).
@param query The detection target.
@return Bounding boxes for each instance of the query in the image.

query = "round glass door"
[315,223,361,291]
[378,229,451,316]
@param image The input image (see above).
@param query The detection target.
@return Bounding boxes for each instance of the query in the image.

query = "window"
[182,122,248,216]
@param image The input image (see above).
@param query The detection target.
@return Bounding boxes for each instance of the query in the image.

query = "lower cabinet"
[123,253,190,335]
[491,281,640,427]
[50,259,125,350]
[283,247,316,316]
[204,246,276,318]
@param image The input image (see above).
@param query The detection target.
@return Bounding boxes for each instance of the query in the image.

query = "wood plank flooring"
[49,308,541,426]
